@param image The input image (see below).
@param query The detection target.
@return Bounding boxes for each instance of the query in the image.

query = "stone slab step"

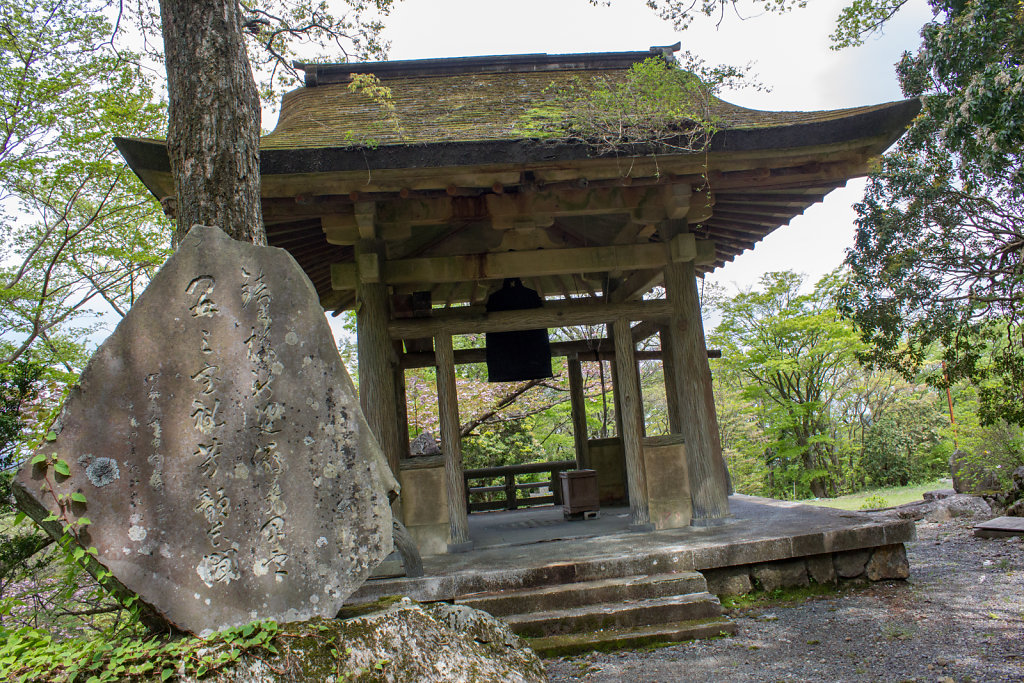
[505,591,724,638]
[457,571,708,617]
[974,515,1024,538]
[527,616,737,657]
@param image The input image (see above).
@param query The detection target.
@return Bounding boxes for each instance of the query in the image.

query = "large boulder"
[171,601,548,683]
[924,494,992,522]
[950,450,1001,493]
[14,226,398,634]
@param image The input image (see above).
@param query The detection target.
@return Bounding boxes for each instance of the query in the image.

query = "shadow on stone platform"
[348,494,915,604]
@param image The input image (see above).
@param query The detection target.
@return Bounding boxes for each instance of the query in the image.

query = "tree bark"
[161,0,265,246]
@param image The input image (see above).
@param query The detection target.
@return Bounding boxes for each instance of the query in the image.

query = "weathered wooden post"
[356,240,403,479]
[662,224,730,524]
[612,316,652,530]
[435,331,473,552]
[658,325,684,435]
[567,355,591,469]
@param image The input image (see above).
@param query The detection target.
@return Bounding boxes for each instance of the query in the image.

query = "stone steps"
[457,571,707,617]
[505,591,726,638]
[457,570,732,653]
[527,616,737,657]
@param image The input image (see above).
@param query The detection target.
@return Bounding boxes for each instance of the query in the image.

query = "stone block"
[406,523,450,557]
[824,524,886,553]
[833,549,872,579]
[750,559,808,592]
[13,226,396,634]
[865,544,910,581]
[704,567,752,596]
[587,438,627,505]
[806,554,837,585]
[399,465,449,527]
[643,438,692,530]
[790,532,827,557]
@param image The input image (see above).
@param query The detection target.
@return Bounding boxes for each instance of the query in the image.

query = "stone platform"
[349,495,916,604]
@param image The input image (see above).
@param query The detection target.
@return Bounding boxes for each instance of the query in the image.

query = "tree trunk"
[160,0,265,246]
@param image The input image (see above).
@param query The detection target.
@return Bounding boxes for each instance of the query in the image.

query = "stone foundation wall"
[704,543,910,596]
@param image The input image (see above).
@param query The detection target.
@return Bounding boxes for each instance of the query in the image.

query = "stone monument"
[14,226,397,634]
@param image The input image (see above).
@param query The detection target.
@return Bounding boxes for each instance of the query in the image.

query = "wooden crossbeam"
[331,234,714,290]
[318,182,697,244]
[387,299,673,338]
[398,338,722,368]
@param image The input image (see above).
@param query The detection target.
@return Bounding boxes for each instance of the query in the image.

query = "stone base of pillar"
[691,516,732,528]
[447,540,475,554]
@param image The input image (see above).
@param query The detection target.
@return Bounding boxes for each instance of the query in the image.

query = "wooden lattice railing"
[463,460,577,512]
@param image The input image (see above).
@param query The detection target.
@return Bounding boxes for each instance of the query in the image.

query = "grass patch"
[720,582,847,611]
[798,479,951,511]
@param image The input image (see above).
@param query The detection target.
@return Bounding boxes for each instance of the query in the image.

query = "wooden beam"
[388,299,673,338]
[630,319,660,343]
[486,185,678,224]
[613,317,651,529]
[331,234,714,291]
[334,240,663,288]
[435,332,472,553]
[398,339,721,369]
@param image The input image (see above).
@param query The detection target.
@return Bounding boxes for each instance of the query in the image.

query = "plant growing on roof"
[519,56,744,156]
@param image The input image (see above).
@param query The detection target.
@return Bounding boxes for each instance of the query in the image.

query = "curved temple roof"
[116,47,920,312]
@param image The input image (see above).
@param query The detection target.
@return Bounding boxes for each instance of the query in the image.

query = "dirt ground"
[544,517,1024,683]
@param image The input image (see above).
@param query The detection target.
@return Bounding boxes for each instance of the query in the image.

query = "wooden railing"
[463,460,577,513]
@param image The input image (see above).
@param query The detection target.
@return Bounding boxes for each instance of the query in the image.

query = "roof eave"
[114,98,920,196]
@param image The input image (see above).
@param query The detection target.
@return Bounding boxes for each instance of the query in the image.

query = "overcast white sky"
[339,0,933,295]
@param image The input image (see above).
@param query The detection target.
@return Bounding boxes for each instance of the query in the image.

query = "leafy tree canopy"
[840,0,1024,425]
[0,0,170,371]
[710,271,866,497]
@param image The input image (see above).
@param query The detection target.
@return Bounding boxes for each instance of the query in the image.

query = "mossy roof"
[262,50,906,151]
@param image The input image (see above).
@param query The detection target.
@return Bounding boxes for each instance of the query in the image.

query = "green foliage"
[635,0,912,49]
[463,421,545,470]
[859,493,889,509]
[708,270,956,499]
[831,0,914,48]
[0,359,44,470]
[947,382,1024,489]
[345,72,405,146]
[0,0,171,372]
[519,56,738,154]
[711,271,866,498]
[841,0,1024,426]
[0,617,280,682]
[861,399,946,487]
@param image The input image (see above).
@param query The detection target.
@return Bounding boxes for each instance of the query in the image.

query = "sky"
[323,0,934,296]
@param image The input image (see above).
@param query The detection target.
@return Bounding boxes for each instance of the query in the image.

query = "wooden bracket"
[354,201,376,239]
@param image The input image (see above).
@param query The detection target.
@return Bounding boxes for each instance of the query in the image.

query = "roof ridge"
[293,44,680,87]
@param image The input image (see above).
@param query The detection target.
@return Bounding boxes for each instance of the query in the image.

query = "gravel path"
[544,517,1024,682]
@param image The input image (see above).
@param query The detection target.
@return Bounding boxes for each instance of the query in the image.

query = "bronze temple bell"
[485,278,553,382]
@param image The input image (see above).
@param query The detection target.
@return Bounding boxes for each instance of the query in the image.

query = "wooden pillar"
[704,365,733,495]
[605,323,625,439]
[435,331,472,552]
[393,341,410,461]
[613,316,652,530]
[663,248,730,524]
[567,356,591,469]
[659,325,683,434]
[356,261,401,479]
